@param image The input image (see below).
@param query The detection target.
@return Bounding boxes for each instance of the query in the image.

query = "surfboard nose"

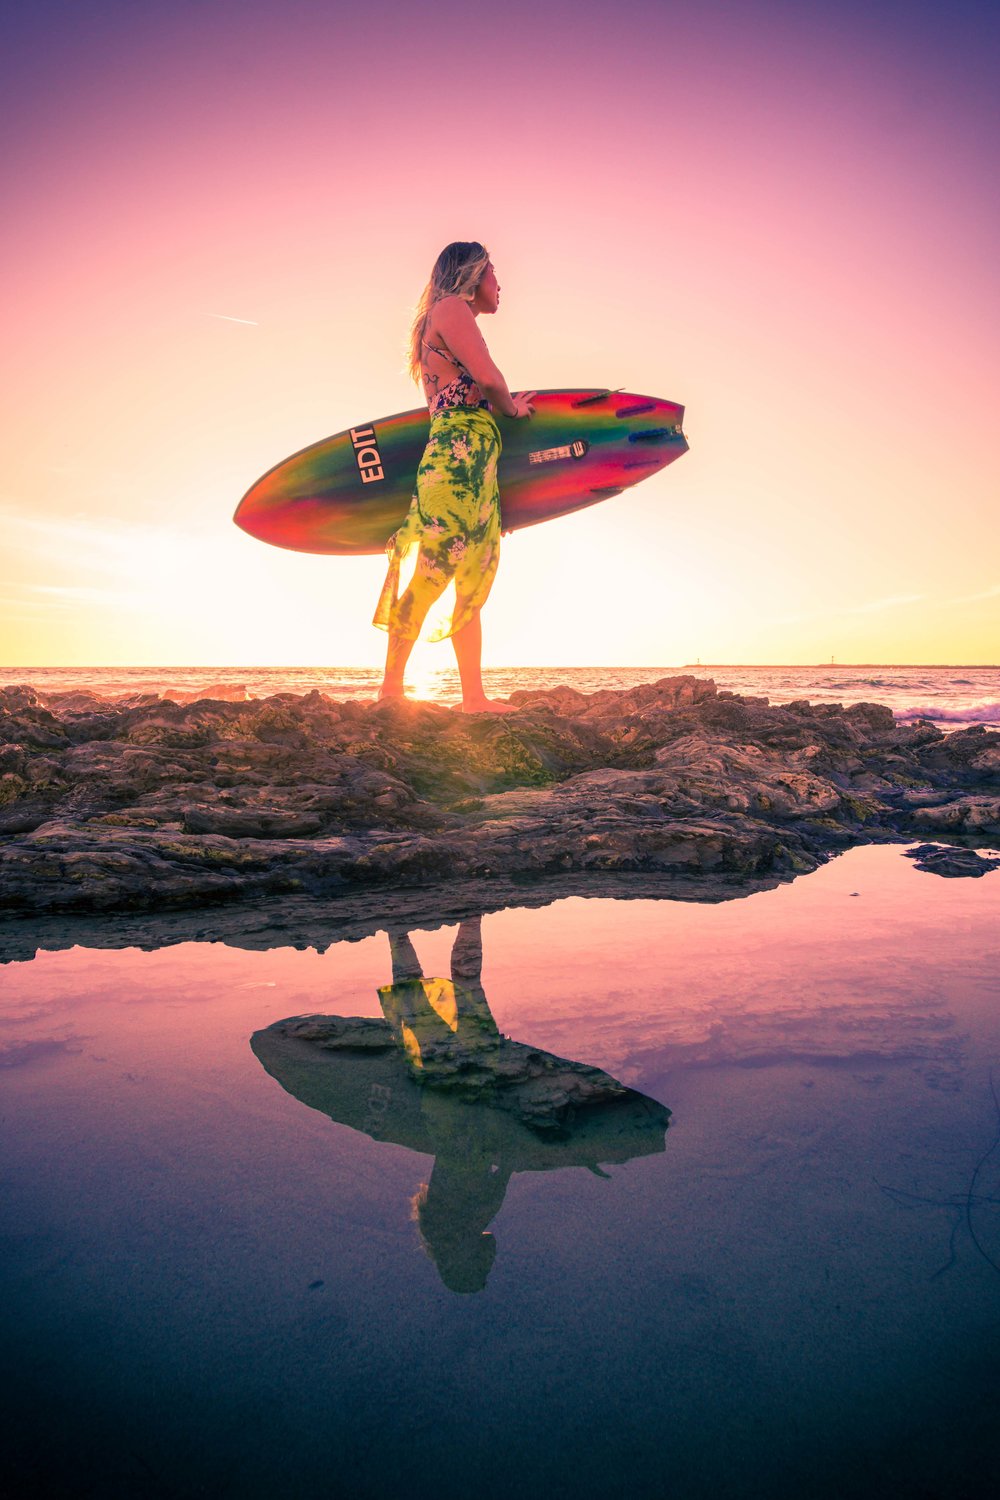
[234,466,348,555]
[234,475,391,557]
[235,454,413,556]
[233,473,290,544]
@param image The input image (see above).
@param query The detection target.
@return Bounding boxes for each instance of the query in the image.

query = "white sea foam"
[895,701,1000,725]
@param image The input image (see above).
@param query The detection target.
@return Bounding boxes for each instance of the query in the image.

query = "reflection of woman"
[251,916,670,1297]
[373,242,535,712]
[379,916,499,1079]
[380,916,508,1293]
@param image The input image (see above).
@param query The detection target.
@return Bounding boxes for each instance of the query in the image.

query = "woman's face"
[472,261,500,315]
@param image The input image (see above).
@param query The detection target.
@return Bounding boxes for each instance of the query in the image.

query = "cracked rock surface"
[1,676,997,914]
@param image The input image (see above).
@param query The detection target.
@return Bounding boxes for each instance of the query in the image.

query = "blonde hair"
[407,241,490,384]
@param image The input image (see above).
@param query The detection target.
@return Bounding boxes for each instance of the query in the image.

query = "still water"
[2,846,999,1498]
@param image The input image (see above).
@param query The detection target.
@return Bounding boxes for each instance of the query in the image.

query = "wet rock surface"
[1,676,998,914]
[903,843,1000,878]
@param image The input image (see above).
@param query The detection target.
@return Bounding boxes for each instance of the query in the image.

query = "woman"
[373,242,535,712]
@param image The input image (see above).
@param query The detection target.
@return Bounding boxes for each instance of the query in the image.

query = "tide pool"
[2,845,999,1498]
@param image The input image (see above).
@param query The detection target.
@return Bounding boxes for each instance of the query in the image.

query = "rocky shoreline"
[1,676,998,922]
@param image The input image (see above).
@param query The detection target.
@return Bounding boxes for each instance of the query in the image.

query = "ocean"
[3,662,999,730]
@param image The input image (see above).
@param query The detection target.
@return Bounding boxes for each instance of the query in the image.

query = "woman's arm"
[434,298,533,417]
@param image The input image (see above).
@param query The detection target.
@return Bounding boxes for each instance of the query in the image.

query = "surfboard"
[233,389,687,556]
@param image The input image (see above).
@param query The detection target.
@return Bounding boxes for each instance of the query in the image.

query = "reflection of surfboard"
[251,1014,670,1165]
[233,388,688,556]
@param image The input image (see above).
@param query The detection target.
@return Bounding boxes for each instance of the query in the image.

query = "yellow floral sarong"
[373,405,501,642]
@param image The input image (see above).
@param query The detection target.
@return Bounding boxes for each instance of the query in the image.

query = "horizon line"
[3,663,999,673]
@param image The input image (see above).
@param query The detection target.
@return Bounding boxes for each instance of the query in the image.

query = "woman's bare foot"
[374,685,407,703]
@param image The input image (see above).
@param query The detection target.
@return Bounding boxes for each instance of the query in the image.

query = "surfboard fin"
[571,389,623,408]
[628,427,682,443]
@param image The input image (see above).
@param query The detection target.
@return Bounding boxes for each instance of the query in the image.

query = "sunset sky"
[2,0,997,669]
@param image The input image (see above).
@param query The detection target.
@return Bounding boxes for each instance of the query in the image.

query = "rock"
[903,843,1000,878]
[180,808,326,838]
[1,676,997,913]
[0,686,40,712]
[972,746,1000,774]
[897,788,957,808]
[163,682,249,704]
[910,797,1000,835]
[918,724,999,772]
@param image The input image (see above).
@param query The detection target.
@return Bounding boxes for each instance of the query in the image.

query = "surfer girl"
[373,242,535,712]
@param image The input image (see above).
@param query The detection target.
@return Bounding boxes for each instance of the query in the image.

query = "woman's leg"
[451,609,516,713]
[378,630,417,699]
[450,915,497,1027]
[387,928,422,984]
[450,915,483,984]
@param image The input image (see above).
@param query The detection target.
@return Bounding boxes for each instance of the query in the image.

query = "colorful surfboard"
[233,389,687,556]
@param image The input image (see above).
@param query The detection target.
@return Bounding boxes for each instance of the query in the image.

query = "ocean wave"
[895,702,1000,724]
[825,676,940,691]
[5,666,1000,720]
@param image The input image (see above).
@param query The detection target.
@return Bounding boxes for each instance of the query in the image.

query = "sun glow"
[405,652,451,705]
[396,539,419,598]
[421,577,459,647]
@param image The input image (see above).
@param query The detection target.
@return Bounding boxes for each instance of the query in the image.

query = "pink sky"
[2,0,998,668]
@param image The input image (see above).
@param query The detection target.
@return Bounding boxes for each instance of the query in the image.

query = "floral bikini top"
[422,336,490,416]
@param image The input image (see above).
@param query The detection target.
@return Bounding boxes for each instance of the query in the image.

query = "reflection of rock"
[251,1014,669,1294]
[0,871,780,965]
[1,677,997,913]
[904,843,1000,878]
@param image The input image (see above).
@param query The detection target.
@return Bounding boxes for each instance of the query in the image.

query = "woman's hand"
[510,391,536,418]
